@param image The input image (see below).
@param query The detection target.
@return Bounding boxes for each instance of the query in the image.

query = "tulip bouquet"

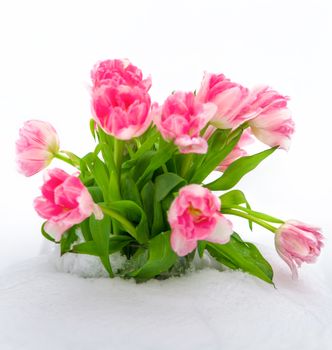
[16,59,323,284]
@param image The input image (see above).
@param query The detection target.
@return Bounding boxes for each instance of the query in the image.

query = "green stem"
[221,208,277,233]
[114,139,124,173]
[54,153,78,168]
[224,205,284,224]
[180,154,193,179]
[99,205,138,241]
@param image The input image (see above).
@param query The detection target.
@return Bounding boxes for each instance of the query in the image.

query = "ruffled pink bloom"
[197,72,255,129]
[275,220,324,279]
[218,130,254,171]
[16,120,60,177]
[168,184,233,256]
[153,92,217,154]
[248,87,295,150]
[91,59,152,140]
[34,168,103,241]
[91,59,151,91]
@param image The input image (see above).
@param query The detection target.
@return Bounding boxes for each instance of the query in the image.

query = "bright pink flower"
[168,184,233,256]
[16,120,60,177]
[197,72,254,129]
[248,87,295,150]
[34,168,103,240]
[275,220,324,279]
[91,59,152,140]
[218,130,254,171]
[153,92,217,154]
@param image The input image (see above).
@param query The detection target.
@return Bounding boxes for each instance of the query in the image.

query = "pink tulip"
[248,87,295,150]
[197,72,255,129]
[91,59,152,140]
[218,130,254,171]
[275,220,324,279]
[91,59,151,91]
[153,92,217,154]
[34,168,103,240]
[16,120,60,177]
[168,184,233,256]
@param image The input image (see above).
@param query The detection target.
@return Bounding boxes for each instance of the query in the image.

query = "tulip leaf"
[79,218,93,241]
[89,119,96,140]
[154,173,186,201]
[122,131,159,169]
[89,215,113,277]
[106,200,149,243]
[137,143,176,188]
[121,172,143,206]
[71,235,133,256]
[60,226,78,255]
[87,186,104,203]
[41,222,56,243]
[206,147,277,191]
[141,181,155,229]
[220,189,253,230]
[190,132,242,184]
[206,232,274,284]
[129,231,177,281]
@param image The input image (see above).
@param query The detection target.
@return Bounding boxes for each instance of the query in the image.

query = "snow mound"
[0,248,331,350]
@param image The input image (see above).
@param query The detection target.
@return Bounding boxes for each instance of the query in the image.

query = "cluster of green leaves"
[42,122,277,284]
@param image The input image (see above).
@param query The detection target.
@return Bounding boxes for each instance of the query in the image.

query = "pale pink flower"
[197,72,255,129]
[153,92,217,154]
[248,87,295,150]
[168,184,233,256]
[34,168,103,240]
[275,220,324,279]
[218,130,254,171]
[91,59,152,140]
[16,120,60,177]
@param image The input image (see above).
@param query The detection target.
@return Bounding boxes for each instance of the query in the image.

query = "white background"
[0,0,331,278]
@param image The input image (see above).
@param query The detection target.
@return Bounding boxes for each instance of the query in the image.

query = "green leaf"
[154,173,186,201]
[220,190,253,230]
[41,222,56,243]
[107,200,149,243]
[80,153,111,202]
[137,143,175,188]
[71,241,98,255]
[92,156,111,202]
[129,231,177,281]
[151,196,165,237]
[220,190,250,207]
[60,226,78,255]
[89,215,113,277]
[80,218,93,241]
[206,147,277,191]
[190,131,242,184]
[206,232,274,284]
[197,241,206,258]
[89,119,96,140]
[121,172,142,206]
[87,186,104,203]
[120,247,149,276]
[141,181,155,229]
[71,235,133,256]
[108,235,134,253]
[122,130,159,169]
[130,150,156,181]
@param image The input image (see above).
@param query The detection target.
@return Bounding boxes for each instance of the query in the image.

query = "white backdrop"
[0,0,331,279]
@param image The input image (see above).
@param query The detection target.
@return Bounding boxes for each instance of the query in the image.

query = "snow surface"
[0,245,331,350]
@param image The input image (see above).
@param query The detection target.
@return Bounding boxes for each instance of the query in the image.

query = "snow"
[0,245,331,350]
